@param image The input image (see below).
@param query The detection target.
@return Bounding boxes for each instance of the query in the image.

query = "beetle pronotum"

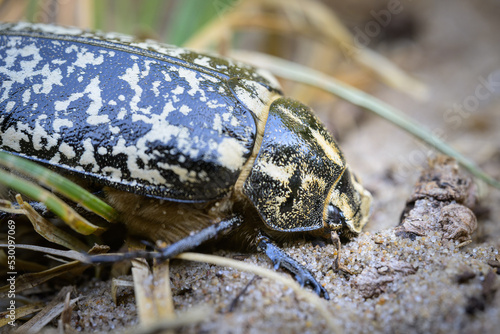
[0,22,371,299]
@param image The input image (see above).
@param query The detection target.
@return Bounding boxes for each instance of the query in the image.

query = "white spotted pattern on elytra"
[0,22,280,201]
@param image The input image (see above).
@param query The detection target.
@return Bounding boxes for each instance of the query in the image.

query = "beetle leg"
[331,231,354,275]
[87,215,243,263]
[156,214,243,259]
[256,233,330,300]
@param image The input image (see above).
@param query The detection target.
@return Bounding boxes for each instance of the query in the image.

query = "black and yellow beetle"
[0,22,371,299]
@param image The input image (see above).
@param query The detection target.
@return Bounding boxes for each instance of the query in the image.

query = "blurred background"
[1,0,499,241]
[1,1,500,332]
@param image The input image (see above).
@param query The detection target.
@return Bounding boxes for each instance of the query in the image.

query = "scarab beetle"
[0,22,371,299]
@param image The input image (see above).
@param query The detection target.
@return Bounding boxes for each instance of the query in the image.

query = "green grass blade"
[0,168,105,235]
[233,51,500,189]
[138,0,166,31]
[165,0,209,45]
[26,0,39,22]
[17,198,90,251]
[93,0,106,30]
[166,0,238,45]
[0,152,118,222]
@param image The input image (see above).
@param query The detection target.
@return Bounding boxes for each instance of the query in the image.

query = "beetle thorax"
[242,98,354,233]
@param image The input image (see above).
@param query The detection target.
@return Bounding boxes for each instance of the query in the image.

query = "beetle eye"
[326,205,345,229]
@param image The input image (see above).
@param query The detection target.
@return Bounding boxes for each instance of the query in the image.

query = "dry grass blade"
[0,249,47,272]
[131,257,155,325]
[0,302,44,328]
[0,244,108,295]
[0,167,106,236]
[279,0,427,99]
[0,261,86,295]
[0,244,91,262]
[131,257,176,327]
[15,195,89,251]
[0,199,23,214]
[111,278,134,305]
[0,151,118,223]
[58,290,74,332]
[15,286,79,333]
[127,239,157,326]
[127,307,210,334]
[355,48,428,99]
[175,252,341,334]
[152,260,175,320]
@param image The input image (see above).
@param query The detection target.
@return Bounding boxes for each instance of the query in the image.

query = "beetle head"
[325,167,372,236]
